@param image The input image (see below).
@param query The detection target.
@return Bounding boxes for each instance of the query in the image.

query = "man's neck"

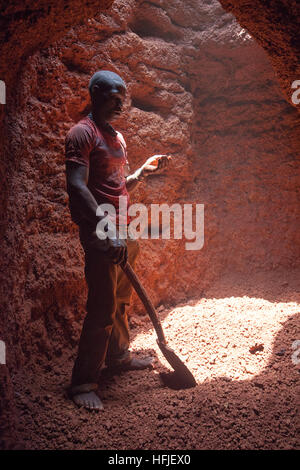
[89,110,117,137]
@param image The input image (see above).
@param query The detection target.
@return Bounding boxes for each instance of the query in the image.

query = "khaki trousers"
[71,225,139,387]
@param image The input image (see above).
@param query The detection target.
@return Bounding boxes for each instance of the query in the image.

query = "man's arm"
[66,162,127,265]
[125,167,145,192]
[125,154,171,193]
[66,161,100,226]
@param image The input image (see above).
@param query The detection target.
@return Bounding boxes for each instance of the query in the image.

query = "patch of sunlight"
[130,295,299,383]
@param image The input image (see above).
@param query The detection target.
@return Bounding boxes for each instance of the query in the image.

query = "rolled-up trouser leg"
[105,237,140,366]
[71,228,118,387]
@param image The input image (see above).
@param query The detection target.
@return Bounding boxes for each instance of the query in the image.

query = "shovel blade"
[157,340,197,388]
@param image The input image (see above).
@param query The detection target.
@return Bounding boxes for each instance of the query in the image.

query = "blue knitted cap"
[88,70,126,96]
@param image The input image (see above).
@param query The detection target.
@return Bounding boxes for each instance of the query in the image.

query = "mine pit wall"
[0,0,299,448]
[219,0,300,106]
[0,0,114,450]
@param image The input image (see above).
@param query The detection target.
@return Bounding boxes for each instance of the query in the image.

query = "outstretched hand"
[142,154,172,175]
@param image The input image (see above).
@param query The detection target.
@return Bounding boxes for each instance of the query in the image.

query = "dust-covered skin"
[72,391,104,411]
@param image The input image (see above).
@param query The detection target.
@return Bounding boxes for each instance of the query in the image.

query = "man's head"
[89,70,126,122]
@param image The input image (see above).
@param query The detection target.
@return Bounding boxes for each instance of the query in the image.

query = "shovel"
[122,262,197,389]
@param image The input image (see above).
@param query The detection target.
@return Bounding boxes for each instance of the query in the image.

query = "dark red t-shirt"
[65,116,130,226]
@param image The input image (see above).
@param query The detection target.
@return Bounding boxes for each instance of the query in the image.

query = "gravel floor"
[12,270,299,450]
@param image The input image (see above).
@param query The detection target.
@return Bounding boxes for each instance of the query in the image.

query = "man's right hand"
[84,230,128,265]
[89,232,127,265]
[105,236,128,266]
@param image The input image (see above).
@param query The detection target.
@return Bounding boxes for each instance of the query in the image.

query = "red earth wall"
[0,0,299,448]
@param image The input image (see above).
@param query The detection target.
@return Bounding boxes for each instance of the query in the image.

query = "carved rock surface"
[0,0,113,450]
[0,0,299,448]
[219,0,300,107]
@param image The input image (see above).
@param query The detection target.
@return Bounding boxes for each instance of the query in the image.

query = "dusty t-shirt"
[65,116,130,226]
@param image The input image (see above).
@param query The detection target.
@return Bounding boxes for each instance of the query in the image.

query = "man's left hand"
[141,154,172,175]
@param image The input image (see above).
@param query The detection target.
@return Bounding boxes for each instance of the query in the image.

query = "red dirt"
[1,0,300,449]
[11,269,299,450]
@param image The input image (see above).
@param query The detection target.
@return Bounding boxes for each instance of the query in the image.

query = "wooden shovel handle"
[122,262,166,344]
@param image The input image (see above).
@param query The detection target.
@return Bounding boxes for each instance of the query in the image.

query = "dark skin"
[66,80,171,265]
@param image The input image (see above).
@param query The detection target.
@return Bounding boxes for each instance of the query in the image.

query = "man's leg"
[69,228,118,410]
[105,237,153,370]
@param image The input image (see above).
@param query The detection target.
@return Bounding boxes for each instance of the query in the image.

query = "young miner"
[65,70,170,410]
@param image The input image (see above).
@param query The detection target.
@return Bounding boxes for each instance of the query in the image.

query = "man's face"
[93,82,126,122]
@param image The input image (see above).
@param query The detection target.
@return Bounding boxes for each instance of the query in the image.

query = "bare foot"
[72,391,104,411]
[108,356,154,372]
